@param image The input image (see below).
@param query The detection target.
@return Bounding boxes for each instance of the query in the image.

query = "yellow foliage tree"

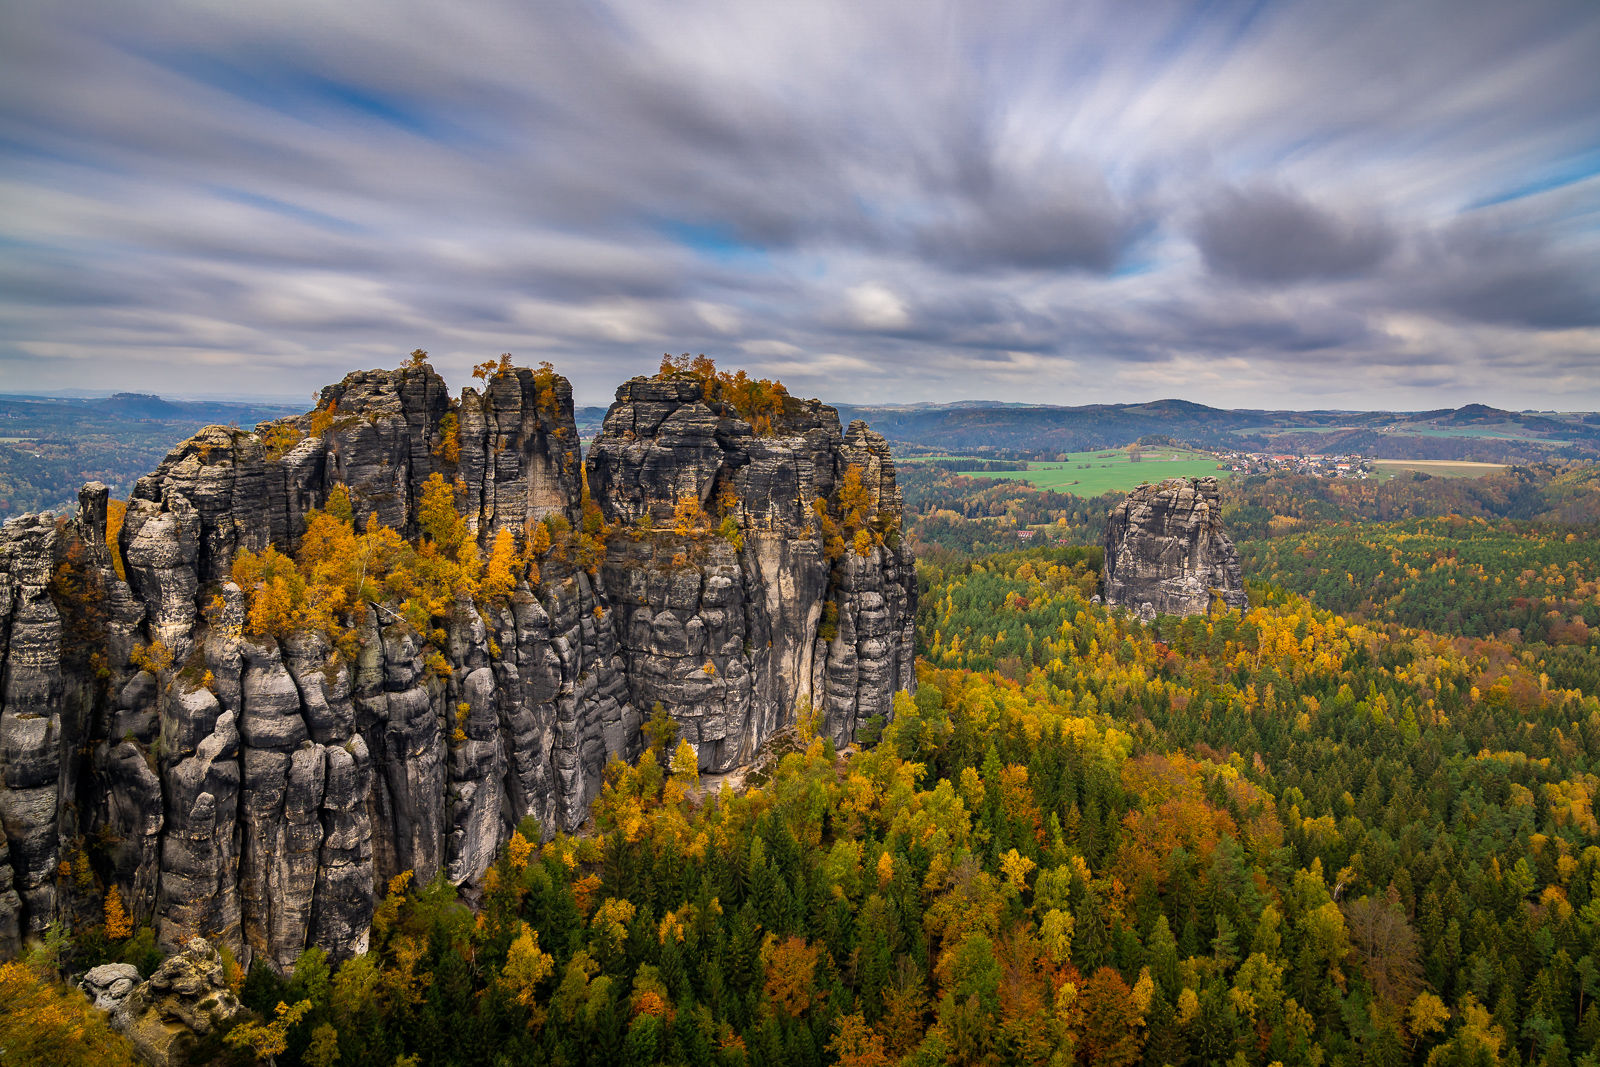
[232,544,310,638]
[310,400,338,438]
[500,923,556,1024]
[670,738,700,787]
[673,493,708,537]
[505,830,536,869]
[130,640,174,675]
[591,898,636,963]
[1408,991,1450,1052]
[304,1024,340,1067]
[484,527,518,601]
[876,851,896,889]
[225,999,313,1067]
[762,936,822,1019]
[103,885,133,939]
[827,1012,891,1067]
[434,412,461,465]
[999,848,1036,892]
[0,961,139,1066]
[839,464,872,530]
[106,499,127,582]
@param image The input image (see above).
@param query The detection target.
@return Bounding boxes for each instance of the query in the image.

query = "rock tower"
[1100,476,1247,620]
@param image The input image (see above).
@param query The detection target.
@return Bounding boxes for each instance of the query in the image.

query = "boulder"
[80,961,142,1012]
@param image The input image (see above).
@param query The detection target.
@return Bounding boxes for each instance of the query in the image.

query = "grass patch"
[956,449,1230,495]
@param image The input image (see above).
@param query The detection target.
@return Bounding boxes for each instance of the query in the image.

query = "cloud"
[0,0,1597,410]
[845,284,911,331]
[1193,185,1396,282]
[1413,217,1600,329]
[915,162,1139,273]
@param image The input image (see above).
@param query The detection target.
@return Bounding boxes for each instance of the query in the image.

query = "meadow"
[904,449,1230,496]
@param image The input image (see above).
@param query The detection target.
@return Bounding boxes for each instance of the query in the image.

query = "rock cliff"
[1100,476,1247,620]
[0,358,913,974]
[588,376,916,761]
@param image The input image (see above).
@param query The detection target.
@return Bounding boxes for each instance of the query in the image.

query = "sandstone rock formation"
[80,960,143,1012]
[0,359,913,974]
[1100,476,1247,620]
[588,376,916,760]
[109,938,249,1067]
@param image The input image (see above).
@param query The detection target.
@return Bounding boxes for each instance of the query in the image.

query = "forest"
[1220,467,1600,539]
[1236,519,1598,644]
[11,444,1600,1067]
[900,465,1124,559]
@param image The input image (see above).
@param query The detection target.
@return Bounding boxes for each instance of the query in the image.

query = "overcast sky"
[3,0,1598,411]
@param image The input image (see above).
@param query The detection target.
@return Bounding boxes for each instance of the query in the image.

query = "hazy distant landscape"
[9,390,1591,523]
[835,399,1600,462]
[0,393,302,520]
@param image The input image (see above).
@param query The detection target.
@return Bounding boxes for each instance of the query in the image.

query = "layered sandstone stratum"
[1100,476,1248,620]
[0,358,915,972]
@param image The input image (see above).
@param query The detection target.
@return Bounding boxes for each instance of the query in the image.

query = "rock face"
[0,361,913,973]
[588,377,917,760]
[110,938,249,1067]
[1100,476,1247,620]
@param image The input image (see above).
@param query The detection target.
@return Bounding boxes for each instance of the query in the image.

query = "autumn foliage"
[0,961,137,1066]
[658,353,790,436]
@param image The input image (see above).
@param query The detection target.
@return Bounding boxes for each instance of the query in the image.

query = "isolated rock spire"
[1100,476,1247,620]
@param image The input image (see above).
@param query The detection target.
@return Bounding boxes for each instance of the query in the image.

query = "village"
[1219,450,1374,478]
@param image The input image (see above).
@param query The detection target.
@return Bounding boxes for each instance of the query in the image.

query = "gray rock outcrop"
[110,938,249,1067]
[0,359,913,973]
[1100,476,1247,620]
[80,961,143,1012]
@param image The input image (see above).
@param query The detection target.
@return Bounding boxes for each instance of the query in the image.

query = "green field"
[909,449,1231,495]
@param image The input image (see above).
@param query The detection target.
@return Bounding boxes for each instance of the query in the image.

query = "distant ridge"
[829,399,1600,463]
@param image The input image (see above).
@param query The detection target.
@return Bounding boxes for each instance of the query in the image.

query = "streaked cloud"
[1,0,1596,410]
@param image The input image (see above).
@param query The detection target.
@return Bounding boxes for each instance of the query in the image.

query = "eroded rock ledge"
[0,360,914,973]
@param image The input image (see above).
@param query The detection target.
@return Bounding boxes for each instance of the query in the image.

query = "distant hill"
[0,393,303,521]
[830,399,1600,463]
[575,406,609,435]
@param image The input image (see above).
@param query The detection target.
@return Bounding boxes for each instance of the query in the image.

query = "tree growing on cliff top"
[658,354,789,436]
[232,475,502,651]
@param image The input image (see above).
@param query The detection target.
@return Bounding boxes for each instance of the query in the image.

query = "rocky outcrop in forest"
[0,358,914,974]
[1100,475,1247,620]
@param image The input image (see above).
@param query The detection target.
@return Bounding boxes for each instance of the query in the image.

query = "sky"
[2,0,1598,412]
